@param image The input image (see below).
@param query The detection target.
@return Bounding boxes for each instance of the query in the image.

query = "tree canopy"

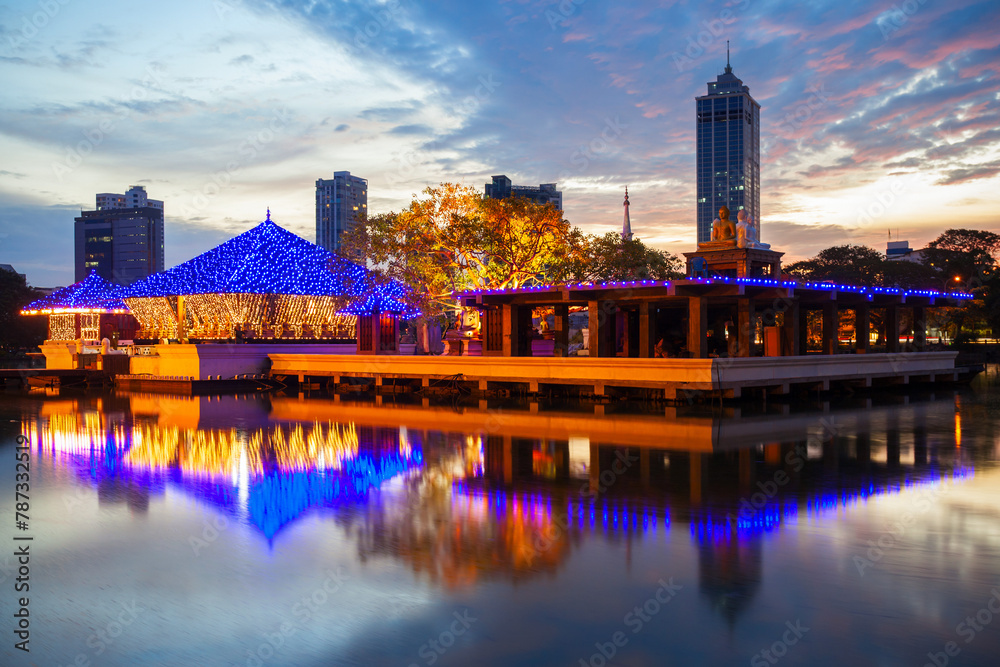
[576,232,683,282]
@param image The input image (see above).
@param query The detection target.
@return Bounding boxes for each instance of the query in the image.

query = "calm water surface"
[2,374,1000,667]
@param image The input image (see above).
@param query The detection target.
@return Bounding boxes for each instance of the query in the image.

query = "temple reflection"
[17,390,973,616]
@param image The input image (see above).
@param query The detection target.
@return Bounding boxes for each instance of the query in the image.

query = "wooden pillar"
[502,304,521,357]
[553,305,569,357]
[589,300,614,358]
[781,301,801,356]
[912,305,926,351]
[687,296,708,359]
[799,307,810,354]
[176,295,187,342]
[885,305,900,353]
[639,302,655,358]
[738,298,753,357]
[854,304,870,354]
[822,302,838,355]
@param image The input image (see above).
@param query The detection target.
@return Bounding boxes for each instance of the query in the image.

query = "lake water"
[2,373,1000,667]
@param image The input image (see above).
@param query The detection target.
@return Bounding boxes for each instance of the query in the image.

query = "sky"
[1,0,999,287]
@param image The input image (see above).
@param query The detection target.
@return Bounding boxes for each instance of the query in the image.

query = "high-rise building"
[316,171,367,255]
[485,175,563,210]
[74,185,164,284]
[695,51,760,244]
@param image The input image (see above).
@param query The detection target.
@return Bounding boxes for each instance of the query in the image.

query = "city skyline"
[1,0,998,287]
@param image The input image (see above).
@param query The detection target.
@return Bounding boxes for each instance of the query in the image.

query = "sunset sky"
[2,0,999,287]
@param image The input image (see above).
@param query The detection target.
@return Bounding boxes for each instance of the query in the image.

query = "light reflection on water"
[1,383,999,666]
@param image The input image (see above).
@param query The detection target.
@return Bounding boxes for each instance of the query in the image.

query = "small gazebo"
[20,270,137,343]
[121,213,415,351]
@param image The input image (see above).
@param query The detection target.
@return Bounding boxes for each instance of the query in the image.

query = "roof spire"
[725,40,732,74]
[622,186,633,241]
[266,207,271,223]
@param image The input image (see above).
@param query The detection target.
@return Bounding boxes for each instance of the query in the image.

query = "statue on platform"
[736,210,770,249]
[711,206,736,243]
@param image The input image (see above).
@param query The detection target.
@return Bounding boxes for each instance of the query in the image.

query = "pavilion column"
[686,296,708,359]
[799,307,810,355]
[502,304,523,357]
[589,300,615,358]
[176,295,187,342]
[854,304,870,354]
[822,302,838,355]
[738,297,754,357]
[553,305,569,357]
[781,300,801,356]
[638,302,655,358]
[885,305,900,353]
[912,306,927,351]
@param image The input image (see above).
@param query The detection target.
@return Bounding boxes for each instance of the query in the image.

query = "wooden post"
[885,305,900,353]
[912,306,926,351]
[589,300,614,358]
[553,304,569,357]
[687,296,708,359]
[781,301,800,356]
[822,302,838,355]
[639,302,655,358]
[855,304,870,354]
[738,298,753,357]
[502,304,521,357]
[176,295,187,342]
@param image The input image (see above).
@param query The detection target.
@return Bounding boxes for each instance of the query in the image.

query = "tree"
[0,269,45,356]
[783,244,885,285]
[341,182,587,326]
[577,232,683,282]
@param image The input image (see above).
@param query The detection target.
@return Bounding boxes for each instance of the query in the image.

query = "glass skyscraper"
[695,60,760,244]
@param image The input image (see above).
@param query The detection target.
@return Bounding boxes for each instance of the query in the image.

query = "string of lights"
[20,270,129,315]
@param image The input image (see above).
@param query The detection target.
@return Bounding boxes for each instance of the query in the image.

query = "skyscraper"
[485,175,563,210]
[695,51,760,244]
[316,171,367,255]
[74,185,164,284]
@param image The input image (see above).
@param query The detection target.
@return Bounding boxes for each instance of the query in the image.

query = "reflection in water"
[7,386,997,666]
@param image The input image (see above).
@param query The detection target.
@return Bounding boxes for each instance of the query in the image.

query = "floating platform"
[268,351,964,401]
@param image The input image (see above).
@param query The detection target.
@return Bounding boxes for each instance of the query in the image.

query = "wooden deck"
[268,351,961,400]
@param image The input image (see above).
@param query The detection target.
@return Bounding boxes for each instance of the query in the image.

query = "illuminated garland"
[122,217,417,315]
[456,276,974,300]
[21,270,128,315]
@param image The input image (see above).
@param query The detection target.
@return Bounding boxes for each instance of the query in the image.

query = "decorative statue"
[711,206,736,243]
[736,210,770,249]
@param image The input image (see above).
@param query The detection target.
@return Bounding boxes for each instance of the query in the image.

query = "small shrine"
[683,206,783,278]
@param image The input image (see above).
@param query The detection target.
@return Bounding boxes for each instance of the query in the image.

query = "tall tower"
[695,47,760,244]
[316,171,367,255]
[621,187,632,241]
